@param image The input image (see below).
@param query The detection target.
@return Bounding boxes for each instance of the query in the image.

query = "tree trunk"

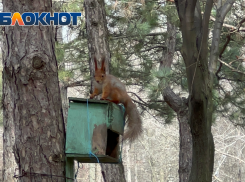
[163,88,191,182]
[177,107,191,182]
[2,1,66,181]
[84,0,126,181]
[2,99,17,182]
[174,0,215,181]
[174,0,235,181]
[60,84,68,128]
[84,0,110,82]
[1,15,18,181]
[101,164,126,182]
[160,20,192,182]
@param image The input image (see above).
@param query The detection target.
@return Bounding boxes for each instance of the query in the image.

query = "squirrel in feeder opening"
[90,57,142,142]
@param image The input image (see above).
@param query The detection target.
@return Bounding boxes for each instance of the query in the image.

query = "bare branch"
[209,0,236,76]
[128,91,149,105]
[201,0,213,50]
[64,79,90,88]
[220,0,236,19]
[194,0,202,42]
[209,16,245,32]
[216,149,245,164]
[218,58,245,76]
[112,32,168,40]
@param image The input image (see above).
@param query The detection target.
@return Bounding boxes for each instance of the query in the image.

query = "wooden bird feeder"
[65,98,125,181]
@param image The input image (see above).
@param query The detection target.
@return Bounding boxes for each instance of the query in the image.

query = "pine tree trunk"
[84,0,110,78]
[0,11,18,181]
[2,102,17,182]
[2,1,66,181]
[84,0,126,181]
[160,21,192,182]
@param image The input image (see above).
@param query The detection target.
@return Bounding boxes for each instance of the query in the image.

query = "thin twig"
[216,149,245,164]
[218,58,245,75]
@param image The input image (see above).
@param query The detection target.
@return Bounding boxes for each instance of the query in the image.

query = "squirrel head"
[93,56,106,84]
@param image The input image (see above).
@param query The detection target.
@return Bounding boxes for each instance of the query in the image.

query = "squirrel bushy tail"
[90,56,142,142]
[123,95,143,142]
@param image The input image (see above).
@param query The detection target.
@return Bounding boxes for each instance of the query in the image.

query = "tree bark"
[2,96,17,182]
[163,88,191,182]
[101,163,126,182]
[160,21,192,182]
[0,8,18,182]
[84,0,126,181]
[60,84,68,128]
[84,0,110,84]
[174,0,235,181]
[2,0,66,181]
[174,0,214,181]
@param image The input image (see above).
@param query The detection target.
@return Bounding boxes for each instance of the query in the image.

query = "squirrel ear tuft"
[94,56,98,70]
[101,56,106,73]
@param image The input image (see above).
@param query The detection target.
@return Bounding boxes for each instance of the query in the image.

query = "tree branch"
[112,32,168,40]
[162,87,187,113]
[215,34,231,78]
[128,91,149,105]
[216,149,245,164]
[218,58,245,76]
[201,0,213,51]
[64,79,90,88]
[220,0,236,19]
[209,0,236,77]
[219,34,231,58]
[209,16,245,32]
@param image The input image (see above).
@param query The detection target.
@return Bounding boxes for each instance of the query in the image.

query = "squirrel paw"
[90,94,94,99]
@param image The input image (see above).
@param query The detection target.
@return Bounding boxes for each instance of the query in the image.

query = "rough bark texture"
[2,0,66,181]
[1,10,18,181]
[163,88,191,182]
[160,21,192,182]
[2,96,17,182]
[84,0,110,80]
[84,0,126,181]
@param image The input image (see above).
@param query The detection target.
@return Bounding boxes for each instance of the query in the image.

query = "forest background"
[0,0,245,181]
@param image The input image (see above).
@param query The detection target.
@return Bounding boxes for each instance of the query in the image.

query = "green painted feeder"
[65,98,125,181]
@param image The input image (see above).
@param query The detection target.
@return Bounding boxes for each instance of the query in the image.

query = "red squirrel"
[90,57,142,142]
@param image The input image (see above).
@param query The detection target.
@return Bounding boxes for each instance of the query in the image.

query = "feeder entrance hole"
[106,129,120,159]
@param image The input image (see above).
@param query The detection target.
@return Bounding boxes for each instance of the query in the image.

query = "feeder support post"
[66,157,74,182]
